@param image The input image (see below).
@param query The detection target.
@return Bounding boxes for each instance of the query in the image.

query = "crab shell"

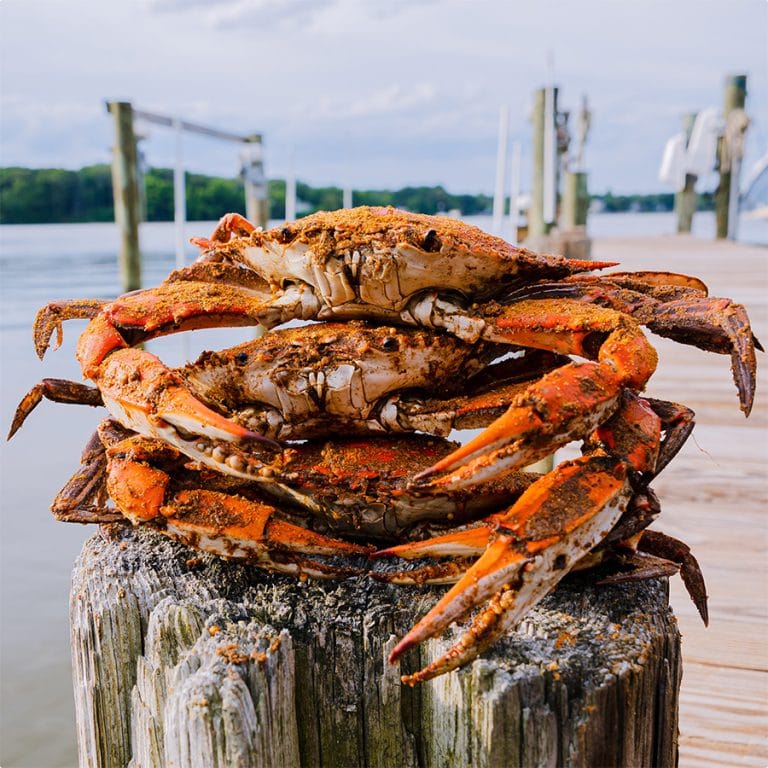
[182,321,504,438]
[203,207,615,328]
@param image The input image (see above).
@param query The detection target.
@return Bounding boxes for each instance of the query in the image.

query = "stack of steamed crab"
[10,207,758,685]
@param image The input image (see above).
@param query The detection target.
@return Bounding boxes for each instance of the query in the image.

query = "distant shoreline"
[0,165,702,226]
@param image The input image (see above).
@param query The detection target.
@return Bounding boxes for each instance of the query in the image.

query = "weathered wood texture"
[71,527,682,768]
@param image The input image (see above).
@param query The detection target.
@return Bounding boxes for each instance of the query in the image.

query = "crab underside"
[10,206,758,684]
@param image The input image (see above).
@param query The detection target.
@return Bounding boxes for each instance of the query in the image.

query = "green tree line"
[595,190,712,213]
[0,164,697,225]
[0,165,494,224]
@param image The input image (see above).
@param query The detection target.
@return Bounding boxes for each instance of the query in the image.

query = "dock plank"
[593,236,768,767]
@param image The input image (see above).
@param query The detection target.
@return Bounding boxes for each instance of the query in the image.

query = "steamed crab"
[11,206,758,684]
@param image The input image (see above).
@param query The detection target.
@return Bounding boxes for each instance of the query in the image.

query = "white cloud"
[143,0,337,28]
[310,82,438,122]
[0,0,765,193]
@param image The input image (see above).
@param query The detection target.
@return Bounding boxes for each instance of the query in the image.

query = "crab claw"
[411,361,622,491]
[96,348,279,450]
[412,300,660,492]
[373,522,496,561]
[106,436,370,580]
[370,523,495,585]
[390,454,629,684]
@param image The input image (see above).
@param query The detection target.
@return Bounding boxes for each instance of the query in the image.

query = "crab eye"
[422,229,441,252]
[381,337,399,351]
[277,227,294,244]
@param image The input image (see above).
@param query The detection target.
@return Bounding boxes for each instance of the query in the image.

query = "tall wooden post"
[243,134,269,229]
[492,106,509,234]
[715,75,747,239]
[561,171,589,229]
[106,101,142,292]
[676,113,697,234]
[528,87,558,241]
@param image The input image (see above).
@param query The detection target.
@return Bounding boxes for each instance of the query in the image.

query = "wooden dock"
[590,235,767,767]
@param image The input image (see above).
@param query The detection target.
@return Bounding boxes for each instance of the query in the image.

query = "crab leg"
[49,428,124,524]
[637,529,708,624]
[33,263,314,365]
[639,398,695,477]
[7,378,103,440]
[508,273,759,415]
[413,299,657,491]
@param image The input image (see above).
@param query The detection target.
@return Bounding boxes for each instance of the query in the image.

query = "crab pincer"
[411,299,658,491]
[78,423,372,579]
[388,455,631,684]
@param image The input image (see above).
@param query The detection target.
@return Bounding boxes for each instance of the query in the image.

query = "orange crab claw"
[391,454,629,684]
[105,436,371,579]
[412,300,658,491]
[412,361,622,490]
[96,348,279,449]
[373,522,496,561]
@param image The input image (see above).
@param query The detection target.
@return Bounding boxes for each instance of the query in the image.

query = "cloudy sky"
[1,0,766,195]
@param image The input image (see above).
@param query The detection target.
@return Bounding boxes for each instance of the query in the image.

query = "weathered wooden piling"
[561,171,589,230]
[70,527,683,768]
[106,101,142,292]
[675,113,698,234]
[715,74,748,240]
[558,170,592,260]
[243,134,269,230]
[527,86,558,247]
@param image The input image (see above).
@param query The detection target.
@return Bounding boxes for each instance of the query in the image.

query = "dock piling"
[106,101,142,292]
[243,134,269,229]
[715,74,748,239]
[70,527,683,768]
[676,113,698,234]
[528,86,558,243]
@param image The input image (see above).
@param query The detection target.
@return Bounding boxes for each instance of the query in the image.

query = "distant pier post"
[107,101,142,292]
[715,74,748,240]
[557,171,592,261]
[561,171,589,230]
[528,86,558,245]
[243,134,269,229]
[676,113,697,234]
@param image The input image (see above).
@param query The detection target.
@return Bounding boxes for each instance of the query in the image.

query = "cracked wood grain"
[70,527,682,768]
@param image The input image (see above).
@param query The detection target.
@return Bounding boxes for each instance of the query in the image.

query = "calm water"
[0,212,765,766]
